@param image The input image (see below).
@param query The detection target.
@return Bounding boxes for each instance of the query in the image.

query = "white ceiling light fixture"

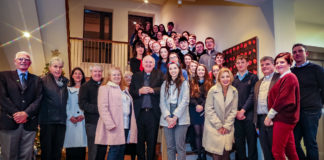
[23,32,31,38]
[144,0,149,4]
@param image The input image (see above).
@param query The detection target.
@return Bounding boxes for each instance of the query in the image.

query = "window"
[83,9,112,63]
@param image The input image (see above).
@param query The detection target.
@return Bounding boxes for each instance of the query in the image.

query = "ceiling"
[130,0,251,6]
[294,0,324,25]
[129,0,324,26]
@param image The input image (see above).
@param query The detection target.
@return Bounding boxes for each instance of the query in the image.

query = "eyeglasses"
[17,58,31,62]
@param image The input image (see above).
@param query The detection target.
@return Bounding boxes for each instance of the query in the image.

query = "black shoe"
[197,154,202,160]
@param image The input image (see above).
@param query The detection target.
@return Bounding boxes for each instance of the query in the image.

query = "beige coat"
[95,82,137,145]
[202,83,238,155]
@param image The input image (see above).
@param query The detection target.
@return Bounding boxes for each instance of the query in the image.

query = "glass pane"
[84,12,100,39]
[104,16,110,40]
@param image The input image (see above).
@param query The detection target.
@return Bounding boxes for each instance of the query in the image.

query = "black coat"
[130,57,142,74]
[176,50,197,65]
[0,71,42,131]
[79,78,102,125]
[39,73,68,125]
[129,69,164,121]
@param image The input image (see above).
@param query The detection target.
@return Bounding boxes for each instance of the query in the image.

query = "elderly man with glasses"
[0,51,43,160]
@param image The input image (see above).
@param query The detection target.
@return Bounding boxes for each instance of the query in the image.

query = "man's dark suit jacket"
[253,72,280,125]
[0,71,42,131]
[129,69,164,121]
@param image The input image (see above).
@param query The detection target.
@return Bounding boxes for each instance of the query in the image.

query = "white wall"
[160,1,276,76]
[296,21,324,48]
[69,0,162,41]
[0,48,11,71]
[35,0,70,76]
[273,0,296,54]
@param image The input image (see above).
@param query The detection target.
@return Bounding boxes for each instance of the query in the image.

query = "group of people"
[0,22,323,160]
[128,21,324,160]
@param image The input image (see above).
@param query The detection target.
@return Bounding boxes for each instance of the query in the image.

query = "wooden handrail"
[70,37,129,44]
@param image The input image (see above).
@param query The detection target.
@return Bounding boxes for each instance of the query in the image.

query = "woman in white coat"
[159,62,190,160]
[63,67,87,160]
[202,67,238,160]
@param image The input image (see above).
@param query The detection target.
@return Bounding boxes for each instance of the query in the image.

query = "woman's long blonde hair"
[102,66,127,90]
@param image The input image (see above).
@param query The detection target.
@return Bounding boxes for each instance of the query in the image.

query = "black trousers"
[40,124,66,160]
[257,115,274,160]
[65,147,86,160]
[234,119,258,160]
[136,109,159,160]
[85,123,107,160]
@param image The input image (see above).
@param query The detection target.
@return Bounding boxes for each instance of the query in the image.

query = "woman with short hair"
[264,52,300,160]
[203,67,238,160]
[39,56,69,160]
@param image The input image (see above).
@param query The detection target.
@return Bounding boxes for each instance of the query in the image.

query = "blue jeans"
[107,129,129,160]
[107,144,126,160]
[294,110,322,160]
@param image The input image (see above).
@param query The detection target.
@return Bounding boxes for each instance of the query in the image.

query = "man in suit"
[253,56,280,160]
[0,51,43,160]
[130,55,164,160]
[79,64,107,160]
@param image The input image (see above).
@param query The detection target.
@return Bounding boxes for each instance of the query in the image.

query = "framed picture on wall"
[223,37,258,75]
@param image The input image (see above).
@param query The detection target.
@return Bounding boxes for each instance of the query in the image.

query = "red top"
[139,59,144,72]
[268,73,300,124]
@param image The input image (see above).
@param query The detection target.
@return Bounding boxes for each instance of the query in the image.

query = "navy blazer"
[129,69,164,121]
[0,70,42,131]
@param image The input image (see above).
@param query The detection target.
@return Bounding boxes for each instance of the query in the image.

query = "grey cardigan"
[159,80,190,127]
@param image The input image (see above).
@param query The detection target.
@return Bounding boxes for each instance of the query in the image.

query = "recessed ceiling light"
[23,32,31,38]
[144,0,148,3]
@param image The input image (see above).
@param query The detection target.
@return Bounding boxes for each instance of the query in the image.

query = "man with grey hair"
[253,56,280,160]
[79,64,107,160]
[0,51,43,160]
[130,55,164,160]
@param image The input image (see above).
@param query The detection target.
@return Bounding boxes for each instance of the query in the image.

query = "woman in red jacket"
[264,52,300,160]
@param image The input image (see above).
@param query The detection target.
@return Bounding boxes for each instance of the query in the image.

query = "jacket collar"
[214,83,235,108]
[107,81,120,88]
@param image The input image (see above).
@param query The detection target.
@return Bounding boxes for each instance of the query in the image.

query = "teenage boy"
[188,34,197,52]
[167,22,174,37]
[232,55,259,160]
[199,37,217,72]
[215,52,225,68]
[176,36,197,64]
